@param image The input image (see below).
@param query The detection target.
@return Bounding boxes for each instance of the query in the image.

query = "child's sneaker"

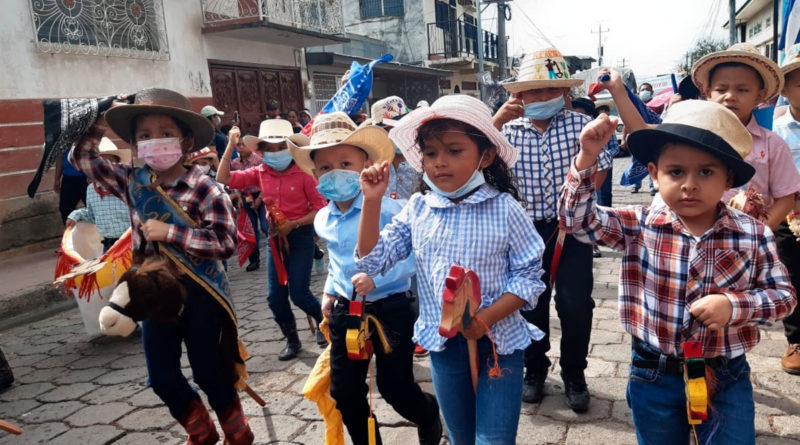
[413,344,429,357]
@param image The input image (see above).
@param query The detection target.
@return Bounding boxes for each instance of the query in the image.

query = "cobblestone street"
[2,159,800,444]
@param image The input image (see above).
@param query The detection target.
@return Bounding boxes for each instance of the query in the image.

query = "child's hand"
[360,161,390,201]
[689,294,733,331]
[142,219,171,242]
[576,114,617,170]
[351,273,375,297]
[493,96,524,128]
[462,314,488,340]
[228,126,241,147]
[277,222,294,238]
[597,69,626,95]
[321,293,336,319]
[65,219,76,229]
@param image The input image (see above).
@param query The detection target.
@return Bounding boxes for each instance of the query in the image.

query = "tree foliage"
[679,38,728,73]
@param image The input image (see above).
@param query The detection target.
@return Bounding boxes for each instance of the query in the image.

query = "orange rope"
[473,316,505,380]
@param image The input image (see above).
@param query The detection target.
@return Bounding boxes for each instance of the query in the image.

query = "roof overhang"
[202,19,349,47]
[307,52,453,77]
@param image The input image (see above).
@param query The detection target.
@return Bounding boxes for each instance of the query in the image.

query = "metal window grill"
[359,0,402,19]
[29,0,170,60]
[313,73,339,113]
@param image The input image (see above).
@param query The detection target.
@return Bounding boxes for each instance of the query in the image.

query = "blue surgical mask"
[523,95,565,120]
[393,143,404,155]
[423,154,486,199]
[317,169,361,202]
[262,149,293,171]
[639,90,653,102]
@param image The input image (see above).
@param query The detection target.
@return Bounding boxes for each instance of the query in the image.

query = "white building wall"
[1,0,300,100]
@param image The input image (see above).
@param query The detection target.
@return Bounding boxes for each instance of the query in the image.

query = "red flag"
[236,211,256,267]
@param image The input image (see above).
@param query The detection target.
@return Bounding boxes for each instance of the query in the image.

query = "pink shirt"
[228,163,327,220]
[722,116,800,205]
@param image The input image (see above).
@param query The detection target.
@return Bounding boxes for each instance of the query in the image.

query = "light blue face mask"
[316,169,361,202]
[393,143,404,155]
[262,149,293,171]
[639,90,653,102]
[523,95,565,120]
[423,154,486,199]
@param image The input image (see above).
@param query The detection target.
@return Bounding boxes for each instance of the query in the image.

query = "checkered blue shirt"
[503,109,615,220]
[355,185,546,354]
[67,185,130,239]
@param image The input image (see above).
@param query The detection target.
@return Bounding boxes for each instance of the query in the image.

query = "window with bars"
[360,0,404,19]
[313,73,340,113]
[29,0,169,59]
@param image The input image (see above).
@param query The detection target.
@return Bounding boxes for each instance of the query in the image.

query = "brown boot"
[219,394,254,445]
[782,344,800,375]
[177,398,220,445]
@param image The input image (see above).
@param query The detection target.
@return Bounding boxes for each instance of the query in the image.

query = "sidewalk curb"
[0,284,76,332]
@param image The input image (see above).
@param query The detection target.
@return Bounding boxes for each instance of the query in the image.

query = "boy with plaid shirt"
[559,100,796,444]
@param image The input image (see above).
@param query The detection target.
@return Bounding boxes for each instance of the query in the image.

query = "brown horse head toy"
[98,255,186,336]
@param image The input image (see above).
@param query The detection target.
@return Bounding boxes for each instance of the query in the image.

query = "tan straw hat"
[185,147,218,164]
[97,137,131,164]
[627,100,754,187]
[692,43,784,101]
[105,88,214,150]
[781,43,800,77]
[502,48,583,93]
[388,95,517,172]
[288,112,394,176]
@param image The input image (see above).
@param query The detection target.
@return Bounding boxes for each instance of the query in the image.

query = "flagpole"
[773,0,780,61]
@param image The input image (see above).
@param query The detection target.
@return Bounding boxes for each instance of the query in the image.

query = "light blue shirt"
[773,110,800,171]
[68,184,130,239]
[315,193,414,302]
[355,184,546,354]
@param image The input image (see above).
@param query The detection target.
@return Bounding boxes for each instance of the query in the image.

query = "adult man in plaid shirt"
[494,48,617,412]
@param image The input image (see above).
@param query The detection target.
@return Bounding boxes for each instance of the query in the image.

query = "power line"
[511,4,555,49]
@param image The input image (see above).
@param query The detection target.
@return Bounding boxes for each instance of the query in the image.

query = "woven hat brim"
[388,104,518,172]
[781,60,800,77]
[627,125,755,188]
[691,50,784,101]
[98,148,132,164]
[288,125,394,176]
[105,104,215,151]
[502,78,583,93]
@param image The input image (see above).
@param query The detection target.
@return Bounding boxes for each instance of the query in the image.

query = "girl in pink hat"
[355,95,546,445]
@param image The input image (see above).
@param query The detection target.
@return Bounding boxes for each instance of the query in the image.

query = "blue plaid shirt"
[355,185,546,354]
[503,109,615,220]
[67,184,130,239]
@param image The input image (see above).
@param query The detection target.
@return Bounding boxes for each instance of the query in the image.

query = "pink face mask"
[136,137,184,171]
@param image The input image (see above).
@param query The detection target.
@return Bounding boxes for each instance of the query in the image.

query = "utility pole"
[591,24,609,66]
[476,0,485,100]
[617,58,627,68]
[729,0,737,45]
[484,0,511,80]
[772,0,779,61]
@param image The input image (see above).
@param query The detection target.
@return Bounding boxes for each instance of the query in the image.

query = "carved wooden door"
[235,69,263,134]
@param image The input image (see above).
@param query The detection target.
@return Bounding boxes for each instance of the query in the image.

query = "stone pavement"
[1,158,800,444]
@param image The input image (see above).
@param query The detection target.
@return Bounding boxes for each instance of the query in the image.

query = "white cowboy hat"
[692,42,784,101]
[370,96,410,127]
[781,43,800,77]
[98,137,131,164]
[502,48,583,93]
[388,95,517,172]
[288,112,394,176]
[243,129,310,152]
[256,119,294,144]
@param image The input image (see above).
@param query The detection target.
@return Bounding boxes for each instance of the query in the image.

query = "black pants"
[522,220,595,376]
[776,223,800,344]
[58,175,87,223]
[329,294,439,445]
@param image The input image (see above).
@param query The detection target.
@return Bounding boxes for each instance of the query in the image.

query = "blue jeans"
[266,226,322,325]
[626,341,755,445]
[597,166,613,207]
[141,278,236,419]
[430,336,524,445]
[244,199,268,265]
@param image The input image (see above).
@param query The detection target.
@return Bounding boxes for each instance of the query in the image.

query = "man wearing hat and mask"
[493,47,618,412]
[201,105,234,159]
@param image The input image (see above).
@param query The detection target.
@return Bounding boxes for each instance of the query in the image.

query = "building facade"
[0,0,345,252]
[726,0,783,58]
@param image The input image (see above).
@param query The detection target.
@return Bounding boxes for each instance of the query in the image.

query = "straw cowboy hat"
[502,48,583,93]
[288,112,394,176]
[105,88,214,150]
[370,96,410,127]
[594,99,615,112]
[98,137,131,164]
[781,43,800,76]
[627,100,754,187]
[692,42,784,101]
[243,119,310,151]
[388,95,517,172]
[185,147,218,164]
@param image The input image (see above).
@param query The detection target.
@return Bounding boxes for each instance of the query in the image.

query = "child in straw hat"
[217,118,329,359]
[69,88,252,444]
[357,95,546,444]
[289,111,442,445]
[493,47,619,411]
[770,42,800,374]
[560,99,796,444]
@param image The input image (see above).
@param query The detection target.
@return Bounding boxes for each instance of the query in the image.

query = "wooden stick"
[244,383,266,407]
[307,315,317,335]
[468,339,479,394]
[0,419,22,435]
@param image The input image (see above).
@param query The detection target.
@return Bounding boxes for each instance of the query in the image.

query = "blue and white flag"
[779,0,800,51]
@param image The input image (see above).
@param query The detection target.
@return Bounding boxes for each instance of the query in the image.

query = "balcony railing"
[427,20,498,63]
[201,0,344,36]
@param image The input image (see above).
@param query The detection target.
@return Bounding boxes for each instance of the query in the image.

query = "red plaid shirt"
[70,132,236,260]
[559,162,796,358]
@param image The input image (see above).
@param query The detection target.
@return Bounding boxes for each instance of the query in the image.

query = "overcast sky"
[479,0,733,78]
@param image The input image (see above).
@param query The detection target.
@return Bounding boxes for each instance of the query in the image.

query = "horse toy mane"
[98,255,186,337]
[728,189,768,221]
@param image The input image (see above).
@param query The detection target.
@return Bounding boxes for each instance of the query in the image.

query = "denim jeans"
[775,223,800,343]
[243,199,268,265]
[141,278,236,419]
[430,336,524,445]
[626,340,755,445]
[266,226,322,325]
[597,166,613,207]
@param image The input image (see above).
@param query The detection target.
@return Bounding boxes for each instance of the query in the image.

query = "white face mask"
[196,164,211,175]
